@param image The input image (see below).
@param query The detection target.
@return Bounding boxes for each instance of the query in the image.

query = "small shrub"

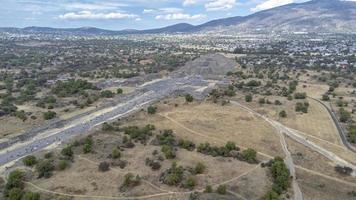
[279,110,287,118]
[112,148,121,159]
[147,106,157,115]
[184,176,197,190]
[58,160,69,171]
[194,162,206,174]
[22,155,37,167]
[216,185,227,195]
[185,94,194,102]
[98,162,110,172]
[204,185,213,193]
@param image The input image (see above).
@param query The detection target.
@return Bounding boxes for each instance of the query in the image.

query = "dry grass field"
[26,130,266,200]
[297,169,356,200]
[129,98,284,158]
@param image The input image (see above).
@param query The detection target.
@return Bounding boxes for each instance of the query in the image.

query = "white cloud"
[143,9,155,14]
[143,7,183,14]
[58,11,139,20]
[155,13,206,20]
[252,0,293,12]
[183,0,199,6]
[205,0,236,11]
[64,2,128,11]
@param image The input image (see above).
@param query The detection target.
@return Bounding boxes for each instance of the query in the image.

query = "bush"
[184,176,197,190]
[322,94,330,101]
[22,191,40,200]
[43,111,56,120]
[98,162,110,172]
[58,160,69,171]
[8,188,23,200]
[102,122,115,132]
[279,110,287,118]
[36,159,55,178]
[161,145,176,159]
[339,108,351,123]
[185,94,194,102]
[295,102,309,113]
[178,139,196,151]
[100,90,114,98]
[265,190,279,200]
[216,185,227,195]
[4,170,24,197]
[204,185,213,193]
[83,143,92,154]
[194,162,206,174]
[245,94,253,102]
[163,162,184,186]
[123,124,155,143]
[61,146,73,159]
[120,173,141,191]
[294,92,307,99]
[242,148,257,163]
[225,141,237,151]
[274,100,282,105]
[112,148,121,159]
[117,88,123,94]
[348,124,356,143]
[147,106,157,115]
[22,155,37,167]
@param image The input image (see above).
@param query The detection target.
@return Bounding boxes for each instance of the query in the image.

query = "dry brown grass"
[28,131,261,200]
[130,99,283,158]
[297,168,356,200]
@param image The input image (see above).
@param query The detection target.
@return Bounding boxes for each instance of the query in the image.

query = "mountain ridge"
[1,0,355,35]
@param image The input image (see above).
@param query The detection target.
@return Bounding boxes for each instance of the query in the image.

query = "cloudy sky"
[0,0,311,30]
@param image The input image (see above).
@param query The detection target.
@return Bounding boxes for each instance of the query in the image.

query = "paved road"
[310,97,356,153]
[0,76,213,166]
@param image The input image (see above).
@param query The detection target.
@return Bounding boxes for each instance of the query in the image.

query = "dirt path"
[277,130,303,200]
[230,101,356,172]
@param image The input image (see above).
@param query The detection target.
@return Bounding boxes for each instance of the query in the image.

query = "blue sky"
[0,0,310,30]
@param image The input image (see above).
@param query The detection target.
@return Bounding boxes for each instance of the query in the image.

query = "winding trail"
[230,101,356,172]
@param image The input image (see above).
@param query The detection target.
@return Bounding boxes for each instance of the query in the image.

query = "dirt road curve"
[310,97,356,153]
